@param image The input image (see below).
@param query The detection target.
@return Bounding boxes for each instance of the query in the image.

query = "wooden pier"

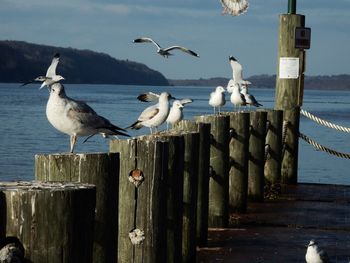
[197,183,350,262]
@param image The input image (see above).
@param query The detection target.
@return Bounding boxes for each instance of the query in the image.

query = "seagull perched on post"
[305,240,331,263]
[166,98,193,129]
[133,37,199,58]
[227,81,246,112]
[21,53,65,89]
[45,83,129,153]
[127,92,175,134]
[240,85,262,109]
[209,86,226,114]
[229,56,251,86]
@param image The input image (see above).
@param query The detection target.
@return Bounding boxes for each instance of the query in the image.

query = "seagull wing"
[46,53,60,77]
[133,37,162,49]
[137,104,159,122]
[230,58,244,82]
[164,46,199,57]
[179,98,193,105]
[137,92,160,102]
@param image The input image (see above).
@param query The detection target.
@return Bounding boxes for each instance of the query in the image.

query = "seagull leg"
[70,134,77,153]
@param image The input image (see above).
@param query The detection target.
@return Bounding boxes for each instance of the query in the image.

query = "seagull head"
[216,86,226,93]
[50,83,65,97]
[307,240,317,247]
[160,92,176,101]
[229,56,237,62]
[173,100,184,109]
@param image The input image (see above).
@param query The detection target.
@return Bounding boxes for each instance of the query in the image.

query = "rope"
[300,109,350,133]
[299,132,350,159]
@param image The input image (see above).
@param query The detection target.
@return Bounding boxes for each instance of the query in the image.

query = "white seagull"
[21,53,65,89]
[229,56,251,86]
[166,98,193,129]
[128,92,175,133]
[209,86,226,114]
[305,240,331,263]
[46,83,129,153]
[227,81,246,111]
[133,37,199,58]
[240,86,262,109]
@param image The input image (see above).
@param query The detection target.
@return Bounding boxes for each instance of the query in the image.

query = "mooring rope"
[299,132,350,159]
[300,109,350,133]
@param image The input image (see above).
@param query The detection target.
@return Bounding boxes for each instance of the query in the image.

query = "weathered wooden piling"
[181,132,199,263]
[110,137,168,263]
[0,181,95,263]
[195,115,230,227]
[35,153,119,263]
[248,111,267,202]
[174,120,211,247]
[264,110,283,184]
[228,112,250,213]
[281,108,300,184]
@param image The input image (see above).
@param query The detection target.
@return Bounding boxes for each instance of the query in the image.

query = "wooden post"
[110,137,168,263]
[195,115,230,227]
[281,108,300,184]
[174,120,210,247]
[181,132,199,263]
[228,112,250,213]
[275,13,305,184]
[35,153,119,263]
[0,181,95,263]
[248,111,267,202]
[264,110,283,184]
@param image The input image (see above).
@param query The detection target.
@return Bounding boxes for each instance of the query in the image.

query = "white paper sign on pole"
[279,57,299,79]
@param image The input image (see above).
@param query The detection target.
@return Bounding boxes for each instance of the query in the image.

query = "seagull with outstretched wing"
[21,53,65,89]
[133,37,199,58]
[229,56,251,86]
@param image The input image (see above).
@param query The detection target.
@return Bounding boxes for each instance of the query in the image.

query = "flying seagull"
[127,92,175,133]
[21,53,65,89]
[133,37,199,58]
[209,86,226,114]
[166,98,193,129]
[305,240,331,263]
[229,56,251,86]
[45,83,129,153]
[240,86,262,109]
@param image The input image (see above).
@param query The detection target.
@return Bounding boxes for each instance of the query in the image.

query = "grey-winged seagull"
[166,98,193,129]
[133,37,199,58]
[229,56,251,86]
[46,83,129,153]
[21,53,65,89]
[240,86,262,109]
[209,86,226,114]
[305,240,331,263]
[227,81,246,111]
[128,92,175,133]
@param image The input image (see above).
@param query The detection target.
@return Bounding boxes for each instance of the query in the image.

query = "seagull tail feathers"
[125,121,143,130]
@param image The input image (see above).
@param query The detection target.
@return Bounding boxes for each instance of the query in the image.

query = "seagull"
[227,81,246,111]
[45,83,129,153]
[305,240,331,263]
[127,92,175,134]
[240,86,262,109]
[229,56,251,86]
[166,98,193,129]
[21,53,65,89]
[209,86,226,114]
[133,37,199,58]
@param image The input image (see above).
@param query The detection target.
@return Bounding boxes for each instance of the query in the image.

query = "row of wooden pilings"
[0,108,300,263]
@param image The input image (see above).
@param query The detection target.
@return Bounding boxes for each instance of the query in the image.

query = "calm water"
[0,83,349,185]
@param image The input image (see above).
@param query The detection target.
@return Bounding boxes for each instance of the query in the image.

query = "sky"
[0,0,349,79]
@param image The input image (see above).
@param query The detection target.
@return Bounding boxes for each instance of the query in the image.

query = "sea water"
[0,83,349,185]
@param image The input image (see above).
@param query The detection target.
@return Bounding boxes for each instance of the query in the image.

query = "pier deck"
[197,183,350,262]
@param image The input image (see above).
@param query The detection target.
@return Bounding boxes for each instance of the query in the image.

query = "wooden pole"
[248,111,267,202]
[228,112,250,213]
[281,108,300,184]
[275,13,305,184]
[195,115,230,227]
[110,137,168,263]
[174,120,211,247]
[35,153,119,263]
[264,110,283,184]
[0,181,95,263]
